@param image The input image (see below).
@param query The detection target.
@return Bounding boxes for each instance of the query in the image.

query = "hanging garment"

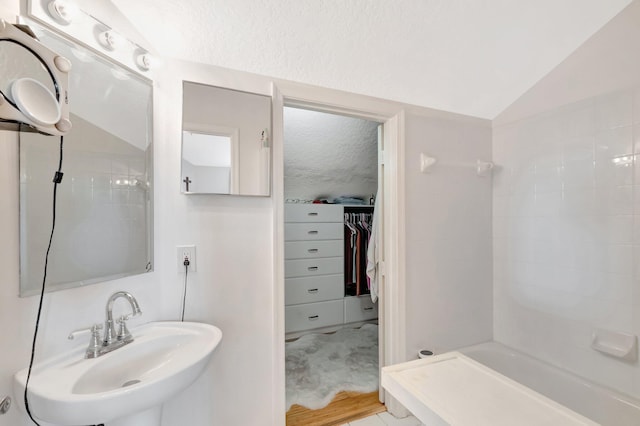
[344,215,358,296]
[366,195,380,303]
[356,217,370,296]
[344,210,373,297]
[360,215,372,291]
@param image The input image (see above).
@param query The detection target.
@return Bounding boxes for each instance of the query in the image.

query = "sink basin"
[14,321,222,425]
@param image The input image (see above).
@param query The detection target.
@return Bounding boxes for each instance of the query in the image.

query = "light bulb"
[97,30,122,50]
[47,0,78,25]
[135,53,152,71]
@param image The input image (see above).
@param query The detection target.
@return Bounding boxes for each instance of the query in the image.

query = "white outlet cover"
[177,245,196,272]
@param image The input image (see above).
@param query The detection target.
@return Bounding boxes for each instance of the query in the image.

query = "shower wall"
[493,1,640,398]
[405,112,493,358]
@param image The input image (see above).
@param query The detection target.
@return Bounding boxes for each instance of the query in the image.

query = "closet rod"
[343,205,374,213]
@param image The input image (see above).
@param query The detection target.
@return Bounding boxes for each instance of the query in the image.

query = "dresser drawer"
[285,300,344,333]
[285,257,342,278]
[285,275,344,305]
[344,296,378,323]
[285,240,343,260]
[285,223,343,241]
[285,204,343,223]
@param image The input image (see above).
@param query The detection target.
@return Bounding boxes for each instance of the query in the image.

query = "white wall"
[493,1,640,398]
[0,22,276,426]
[122,61,277,426]
[0,7,495,426]
[404,113,493,357]
[283,107,378,201]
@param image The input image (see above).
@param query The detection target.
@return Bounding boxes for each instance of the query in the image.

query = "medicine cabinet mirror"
[19,23,153,296]
[181,82,271,196]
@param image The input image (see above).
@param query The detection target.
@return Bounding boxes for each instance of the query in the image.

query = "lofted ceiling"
[110,0,632,119]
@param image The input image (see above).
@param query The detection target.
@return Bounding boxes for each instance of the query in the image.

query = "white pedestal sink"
[14,321,222,426]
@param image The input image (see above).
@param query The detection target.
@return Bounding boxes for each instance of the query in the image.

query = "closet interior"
[283,106,383,425]
[284,203,377,334]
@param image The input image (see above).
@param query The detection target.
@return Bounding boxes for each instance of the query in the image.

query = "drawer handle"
[364,307,374,311]
[308,230,319,235]
[307,248,319,253]
[308,212,319,216]
[307,288,319,294]
[308,315,319,321]
[308,266,318,271]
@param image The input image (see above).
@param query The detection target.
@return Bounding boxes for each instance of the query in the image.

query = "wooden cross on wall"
[183,176,192,192]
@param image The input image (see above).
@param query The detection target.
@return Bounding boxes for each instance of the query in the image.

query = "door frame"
[271,82,407,423]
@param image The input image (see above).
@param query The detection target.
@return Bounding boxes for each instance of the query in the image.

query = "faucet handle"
[116,315,133,342]
[68,323,103,340]
[68,324,104,359]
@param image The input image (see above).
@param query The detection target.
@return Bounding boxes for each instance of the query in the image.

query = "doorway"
[283,106,382,424]
[273,92,406,424]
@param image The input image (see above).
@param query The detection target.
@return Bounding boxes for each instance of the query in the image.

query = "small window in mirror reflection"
[182,128,238,194]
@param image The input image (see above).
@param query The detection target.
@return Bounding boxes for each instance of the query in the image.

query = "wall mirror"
[19,22,153,296]
[181,82,271,196]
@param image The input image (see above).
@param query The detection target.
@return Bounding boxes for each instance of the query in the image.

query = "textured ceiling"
[110,0,632,119]
[284,107,378,200]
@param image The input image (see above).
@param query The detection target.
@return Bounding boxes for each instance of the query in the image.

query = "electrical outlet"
[177,245,196,272]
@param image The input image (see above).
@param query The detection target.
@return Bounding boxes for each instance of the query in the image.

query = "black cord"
[24,135,64,426]
[181,259,190,321]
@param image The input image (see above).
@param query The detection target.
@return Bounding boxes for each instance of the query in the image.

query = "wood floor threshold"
[286,390,386,426]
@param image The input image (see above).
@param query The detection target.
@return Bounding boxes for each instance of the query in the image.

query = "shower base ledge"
[381,352,598,426]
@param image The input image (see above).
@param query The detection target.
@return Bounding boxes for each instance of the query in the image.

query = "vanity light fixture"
[97,30,122,50]
[47,0,78,25]
[135,53,152,71]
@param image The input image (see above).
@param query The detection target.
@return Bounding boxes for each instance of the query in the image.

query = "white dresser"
[284,204,378,334]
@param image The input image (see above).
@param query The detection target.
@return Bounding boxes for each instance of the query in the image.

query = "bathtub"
[460,342,640,426]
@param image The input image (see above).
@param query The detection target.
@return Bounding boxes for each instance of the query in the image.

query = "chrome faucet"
[69,291,142,358]
[103,291,142,346]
